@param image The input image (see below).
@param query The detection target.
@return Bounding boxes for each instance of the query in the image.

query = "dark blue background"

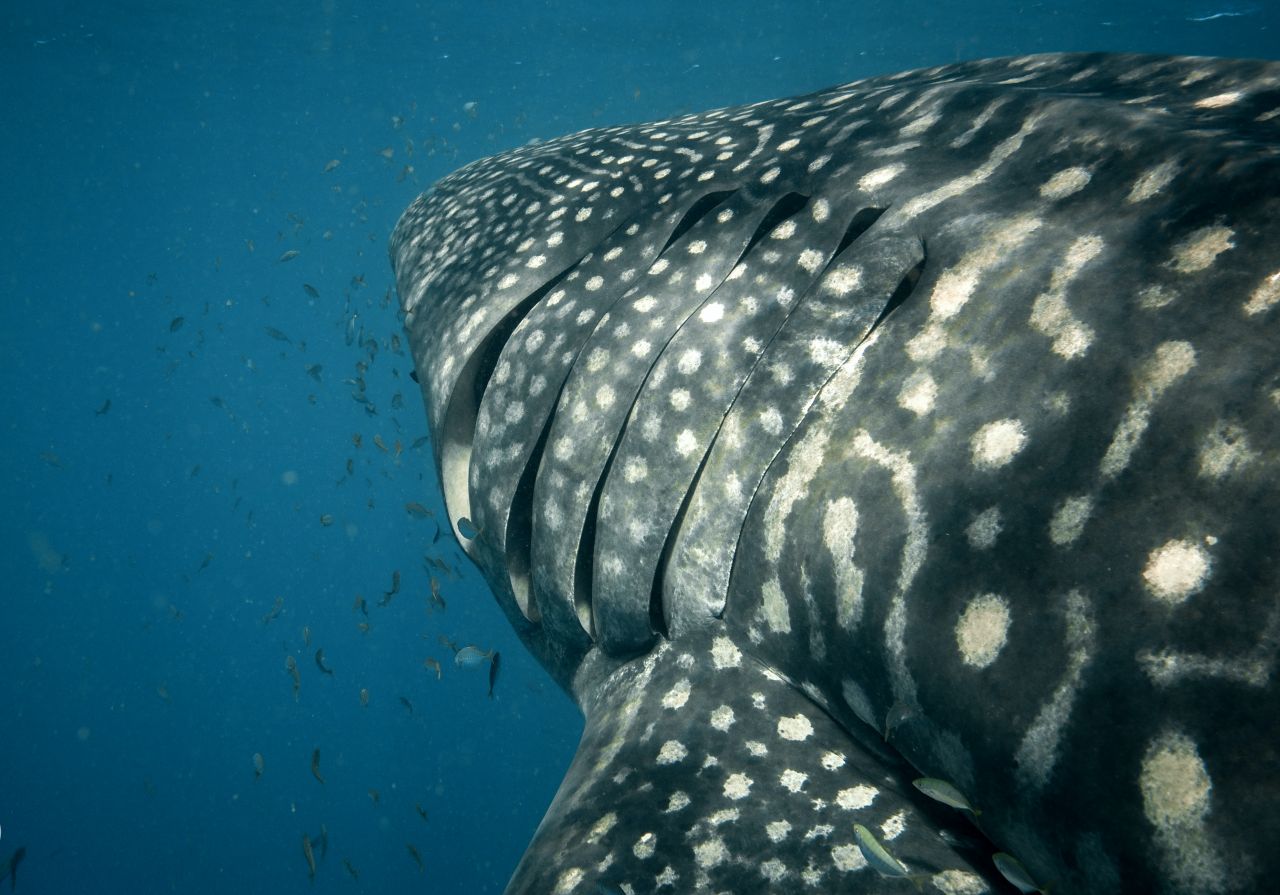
[1,1,1274,891]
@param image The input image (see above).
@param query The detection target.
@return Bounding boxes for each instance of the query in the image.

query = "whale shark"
[390,52,1280,894]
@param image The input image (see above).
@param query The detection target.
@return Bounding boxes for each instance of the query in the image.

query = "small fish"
[406,843,424,874]
[883,701,915,740]
[993,853,1045,894]
[253,752,265,780]
[319,514,334,527]
[302,625,311,648]
[278,249,300,263]
[351,432,362,449]
[912,778,980,815]
[400,696,414,714]
[345,313,358,346]
[353,594,368,616]
[853,823,917,886]
[415,803,428,822]
[357,621,372,635]
[405,501,433,519]
[315,648,334,676]
[411,435,429,450]
[210,396,227,410]
[324,159,341,172]
[379,146,395,160]
[3,846,25,892]
[454,645,494,668]
[95,398,112,416]
[302,283,320,298]
[318,823,329,860]
[423,657,442,680]
[264,326,292,344]
[343,858,359,879]
[428,576,446,612]
[359,687,370,707]
[382,570,401,603]
[169,316,185,332]
[197,552,213,571]
[262,595,284,625]
[345,458,354,476]
[488,651,501,698]
[285,655,301,701]
[311,748,325,784]
[368,788,381,805]
[373,433,389,452]
[302,833,317,881]
[456,516,481,539]
[246,238,255,253]
[305,364,323,382]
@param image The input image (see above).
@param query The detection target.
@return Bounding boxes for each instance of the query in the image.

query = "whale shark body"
[390,53,1280,894]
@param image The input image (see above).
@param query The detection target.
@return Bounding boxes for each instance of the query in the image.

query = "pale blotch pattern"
[858,163,906,190]
[970,418,1028,470]
[821,751,847,771]
[966,506,1002,550]
[1049,495,1094,546]
[693,837,728,869]
[931,870,990,894]
[1029,235,1101,359]
[762,577,792,634]
[1139,731,1225,893]
[723,773,753,799]
[1015,590,1094,788]
[823,497,865,630]
[780,769,808,792]
[835,784,878,810]
[665,791,691,813]
[1168,225,1234,274]
[1198,422,1257,478]
[1242,270,1280,316]
[553,867,585,894]
[745,740,768,757]
[777,714,815,741]
[1040,166,1092,199]
[656,740,688,765]
[881,810,907,840]
[897,370,938,415]
[633,832,656,860]
[823,265,863,296]
[662,678,692,709]
[831,843,869,872]
[710,636,742,669]
[1127,159,1180,202]
[710,705,735,731]
[765,820,792,843]
[1100,341,1196,479]
[1142,539,1213,605]
[760,859,789,883]
[587,812,618,844]
[955,593,1011,668]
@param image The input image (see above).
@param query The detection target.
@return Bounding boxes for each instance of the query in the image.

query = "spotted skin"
[391,53,1280,894]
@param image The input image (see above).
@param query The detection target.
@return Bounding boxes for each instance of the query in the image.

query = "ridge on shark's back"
[391,52,1280,894]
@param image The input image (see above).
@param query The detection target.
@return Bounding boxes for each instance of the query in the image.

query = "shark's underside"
[391,53,1280,894]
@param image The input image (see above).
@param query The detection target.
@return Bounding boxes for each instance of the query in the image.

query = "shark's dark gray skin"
[391,53,1280,894]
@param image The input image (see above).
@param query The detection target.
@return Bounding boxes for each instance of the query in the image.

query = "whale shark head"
[391,52,1280,894]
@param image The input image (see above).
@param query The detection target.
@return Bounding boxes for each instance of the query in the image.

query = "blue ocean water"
[0,2,1273,892]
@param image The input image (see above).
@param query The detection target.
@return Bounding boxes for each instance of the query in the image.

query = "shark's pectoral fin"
[507,626,997,894]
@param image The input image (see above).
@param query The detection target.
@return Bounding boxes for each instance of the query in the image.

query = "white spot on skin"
[694,273,714,292]
[897,371,937,416]
[699,302,725,323]
[1101,341,1197,479]
[656,740,688,765]
[821,751,846,771]
[723,773,752,799]
[823,265,862,296]
[955,593,1011,668]
[633,832,656,860]
[835,784,877,810]
[711,637,741,669]
[823,497,865,630]
[1198,423,1257,478]
[677,350,702,374]
[1127,160,1179,203]
[966,506,1001,550]
[1243,270,1280,316]
[1169,225,1234,274]
[765,820,792,843]
[777,714,814,741]
[710,705,735,731]
[1143,539,1213,605]
[1040,166,1092,199]
[762,577,791,634]
[831,843,869,871]
[760,859,789,883]
[931,870,990,895]
[881,811,907,840]
[858,164,905,190]
[1030,235,1102,358]
[670,388,691,411]
[1049,495,1094,546]
[623,458,648,483]
[1140,731,1224,893]
[662,679,691,709]
[675,429,698,456]
[665,791,690,813]
[1195,90,1241,109]
[553,867,585,894]
[970,419,1028,470]
[587,812,618,845]
[780,769,808,792]
[693,837,728,869]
